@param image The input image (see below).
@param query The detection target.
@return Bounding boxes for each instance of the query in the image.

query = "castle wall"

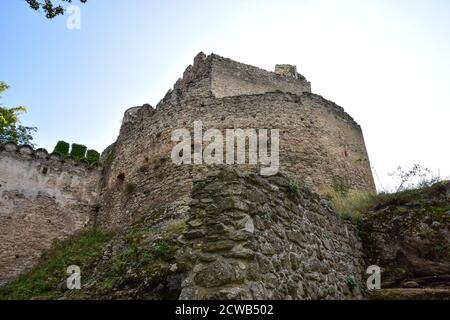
[210,54,311,98]
[98,93,374,228]
[0,143,100,285]
[98,66,374,230]
[180,169,365,299]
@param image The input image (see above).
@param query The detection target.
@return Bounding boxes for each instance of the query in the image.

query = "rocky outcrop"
[361,181,450,291]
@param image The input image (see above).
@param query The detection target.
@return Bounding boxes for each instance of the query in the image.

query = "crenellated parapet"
[0,141,101,286]
[0,141,101,170]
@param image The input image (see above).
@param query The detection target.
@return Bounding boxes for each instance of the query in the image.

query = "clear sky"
[0,0,449,191]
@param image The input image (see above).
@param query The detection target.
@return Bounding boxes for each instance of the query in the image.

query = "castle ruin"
[0,53,376,298]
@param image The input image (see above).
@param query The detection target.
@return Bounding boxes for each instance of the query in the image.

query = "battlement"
[0,142,100,285]
[170,52,311,100]
[0,141,101,170]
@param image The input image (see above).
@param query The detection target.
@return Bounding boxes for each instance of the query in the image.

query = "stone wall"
[210,54,311,98]
[98,53,374,230]
[0,142,100,285]
[179,169,365,299]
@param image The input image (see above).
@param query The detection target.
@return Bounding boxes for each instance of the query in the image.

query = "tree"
[0,81,37,146]
[25,0,87,19]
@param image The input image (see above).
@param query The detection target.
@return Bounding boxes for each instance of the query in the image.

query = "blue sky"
[1,0,449,190]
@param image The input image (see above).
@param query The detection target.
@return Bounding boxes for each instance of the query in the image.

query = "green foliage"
[0,231,111,300]
[70,143,87,160]
[0,81,37,146]
[0,124,37,146]
[86,149,100,164]
[0,223,182,300]
[53,141,70,156]
[288,180,300,194]
[25,0,88,19]
[346,276,357,290]
[154,240,169,256]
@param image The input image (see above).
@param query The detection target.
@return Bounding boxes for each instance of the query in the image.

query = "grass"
[327,180,449,225]
[0,231,111,300]
[327,191,375,224]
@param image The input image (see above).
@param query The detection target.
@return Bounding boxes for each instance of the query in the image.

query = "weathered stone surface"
[0,143,100,285]
[194,258,235,288]
[180,168,365,299]
[0,52,377,297]
[98,52,375,231]
[360,182,450,290]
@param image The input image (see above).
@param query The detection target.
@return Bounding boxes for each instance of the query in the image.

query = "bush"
[387,164,442,193]
[346,276,357,290]
[86,149,100,164]
[154,240,169,256]
[53,141,70,156]
[288,180,300,194]
[70,143,87,160]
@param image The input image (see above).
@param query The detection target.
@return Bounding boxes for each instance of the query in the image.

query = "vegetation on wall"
[327,165,445,225]
[70,143,87,160]
[52,141,100,164]
[53,141,70,156]
[86,149,100,164]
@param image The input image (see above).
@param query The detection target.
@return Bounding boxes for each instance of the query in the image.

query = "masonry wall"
[98,53,374,230]
[0,143,100,285]
[210,54,311,98]
[179,169,365,299]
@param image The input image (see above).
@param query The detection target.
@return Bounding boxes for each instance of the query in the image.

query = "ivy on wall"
[70,143,87,160]
[53,141,70,156]
[86,149,100,164]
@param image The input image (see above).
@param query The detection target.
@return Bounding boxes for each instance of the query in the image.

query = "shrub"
[53,141,70,156]
[346,276,357,290]
[154,240,169,256]
[388,164,442,193]
[70,143,87,160]
[86,149,100,164]
[288,180,300,194]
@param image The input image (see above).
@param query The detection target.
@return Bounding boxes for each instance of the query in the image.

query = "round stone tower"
[97,52,375,230]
